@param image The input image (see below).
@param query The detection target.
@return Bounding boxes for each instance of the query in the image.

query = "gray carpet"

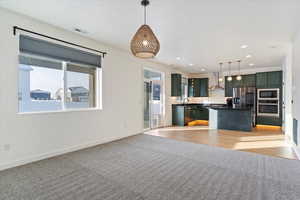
[1,134,300,200]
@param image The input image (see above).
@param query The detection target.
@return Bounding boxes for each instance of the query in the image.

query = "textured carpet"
[1,134,300,200]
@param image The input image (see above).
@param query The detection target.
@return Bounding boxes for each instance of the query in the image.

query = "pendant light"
[227,61,233,82]
[218,62,223,82]
[236,60,242,81]
[130,0,160,59]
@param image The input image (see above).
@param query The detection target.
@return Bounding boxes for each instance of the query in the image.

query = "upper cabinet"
[242,74,256,87]
[188,78,209,97]
[225,78,233,97]
[200,78,209,97]
[256,72,268,88]
[171,73,182,97]
[225,71,282,97]
[256,71,282,89]
[225,74,256,97]
[267,71,282,88]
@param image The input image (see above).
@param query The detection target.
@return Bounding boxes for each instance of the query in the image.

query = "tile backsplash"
[170,96,227,104]
[188,97,226,104]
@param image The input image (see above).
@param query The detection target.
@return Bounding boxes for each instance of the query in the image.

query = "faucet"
[183,97,189,104]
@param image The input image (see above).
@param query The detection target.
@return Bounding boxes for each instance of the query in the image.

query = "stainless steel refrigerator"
[233,87,256,126]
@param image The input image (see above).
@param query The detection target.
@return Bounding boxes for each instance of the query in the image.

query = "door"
[144,81,151,130]
[144,69,165,130]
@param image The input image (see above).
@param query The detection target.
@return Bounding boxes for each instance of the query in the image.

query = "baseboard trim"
[0,133,140,171]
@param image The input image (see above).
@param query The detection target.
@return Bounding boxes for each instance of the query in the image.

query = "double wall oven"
[257,88,280,117]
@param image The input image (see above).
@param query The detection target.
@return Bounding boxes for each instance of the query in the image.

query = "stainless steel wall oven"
[257,89,280,117]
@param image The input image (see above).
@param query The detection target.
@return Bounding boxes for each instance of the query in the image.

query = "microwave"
[258,88,279,99]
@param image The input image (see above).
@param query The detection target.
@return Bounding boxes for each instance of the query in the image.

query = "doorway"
[144,69,165,130]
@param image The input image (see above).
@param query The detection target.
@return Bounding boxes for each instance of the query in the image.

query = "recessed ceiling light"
[176,57,181,60]
[241,45,248,49]
[246,54,252,58]
[201,68,206,72]
[249,63,255,66]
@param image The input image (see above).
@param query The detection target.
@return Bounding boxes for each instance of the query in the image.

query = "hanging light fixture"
[218,62,223,82]
[130,0,160,59]
[236,60,242,81]
[227,61,233,82]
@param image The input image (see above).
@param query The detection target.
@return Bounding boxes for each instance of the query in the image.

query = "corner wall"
[291,28,300,156]
[0,8,179,170]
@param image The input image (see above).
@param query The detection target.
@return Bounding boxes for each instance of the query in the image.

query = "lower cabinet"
[257,116,282,126]
[172,105,209,126]
[172,105,185,126]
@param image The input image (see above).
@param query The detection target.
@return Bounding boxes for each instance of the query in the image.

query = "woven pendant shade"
[131,24,160,58]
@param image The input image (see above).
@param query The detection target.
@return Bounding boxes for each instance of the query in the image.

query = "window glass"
[66,64,96,109]
[18,58,62,112]
[152,83,161,100]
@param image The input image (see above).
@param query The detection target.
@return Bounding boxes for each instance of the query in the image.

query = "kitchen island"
[209,106,253,132]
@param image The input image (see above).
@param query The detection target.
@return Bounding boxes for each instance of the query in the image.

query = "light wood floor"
[145,126,297,160]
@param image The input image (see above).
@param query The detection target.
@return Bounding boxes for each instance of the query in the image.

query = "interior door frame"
[143,67,166,131]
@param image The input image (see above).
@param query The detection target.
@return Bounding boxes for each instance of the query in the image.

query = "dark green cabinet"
[267,71,282,88]
[256,71,283,126]
[242,74,256,87]
[193,78,201,97]
[171,73,182,97]
[200,78,209,97]
[257,116,282,126]
[225,78,233,97]
[186,105,209,122]
[256,71,282,89]
[188,78,209,97]
[256,73,268,88]
[188,78,194,97]
[172,105,209,126]
[225,74,256,97]
[172,105,185,126]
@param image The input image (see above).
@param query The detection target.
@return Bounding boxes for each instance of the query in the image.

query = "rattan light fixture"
[131,0,160,59]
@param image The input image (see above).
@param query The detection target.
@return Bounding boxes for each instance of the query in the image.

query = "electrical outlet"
[4,144,11,151]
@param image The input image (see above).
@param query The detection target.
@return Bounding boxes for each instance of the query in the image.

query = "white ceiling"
[1,0,300,73]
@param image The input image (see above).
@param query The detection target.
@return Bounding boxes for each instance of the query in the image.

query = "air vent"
[74,28,88,34]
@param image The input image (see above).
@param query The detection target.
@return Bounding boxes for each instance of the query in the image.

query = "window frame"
[18,54,102,115]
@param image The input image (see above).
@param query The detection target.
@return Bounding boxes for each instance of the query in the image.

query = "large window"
[18,35,102,113]
[18,55,99,113]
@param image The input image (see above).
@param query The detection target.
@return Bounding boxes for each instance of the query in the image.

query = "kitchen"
[171,65,283,132]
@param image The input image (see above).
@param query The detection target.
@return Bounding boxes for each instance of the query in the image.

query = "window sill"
[17,107,102,115]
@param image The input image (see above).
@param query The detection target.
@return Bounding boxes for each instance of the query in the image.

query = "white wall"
[0,8,180,170]
[282,45,293,139]
[291,28,300,155]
